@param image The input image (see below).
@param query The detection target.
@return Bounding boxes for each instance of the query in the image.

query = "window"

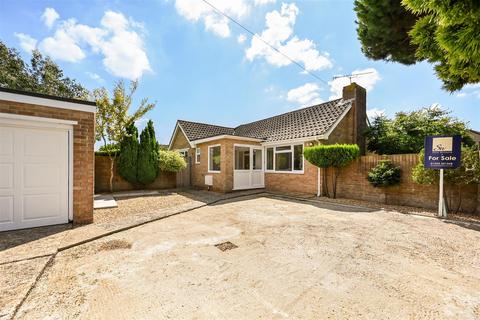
[267,143,304,173]
[235,146,250,170]
[253,149,262,170]
[208,145,221,172]
[275,152,292,171]
[195,148,201,164]
[294,144,303,171]
[266,148,273,170]
[178,149,188,158]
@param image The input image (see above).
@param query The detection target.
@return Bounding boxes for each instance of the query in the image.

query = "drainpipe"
[317,167,321,197]
[316,139,322,197]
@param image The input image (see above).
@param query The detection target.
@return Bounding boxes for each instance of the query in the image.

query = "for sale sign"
[424,135,461,169]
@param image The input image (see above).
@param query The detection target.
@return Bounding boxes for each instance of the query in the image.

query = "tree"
[365,107,474,155]
[158,150,187,173]
[304,144,360,199]
[95,81,155,192]
[117,123,139,184]
[354,0,418,64]
[354,0,480,91]
[0,41,88,98]
[367,160,402,188]
[412,146,480,213]
[136,120,160,185]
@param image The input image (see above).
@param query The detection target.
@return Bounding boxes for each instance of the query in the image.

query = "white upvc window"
[195,147,201,164]
[265,143,304,173]
[208,144,221,173]
[178,149,188,158]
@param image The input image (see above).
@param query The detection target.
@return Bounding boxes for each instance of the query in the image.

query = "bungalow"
[168,83,366,194]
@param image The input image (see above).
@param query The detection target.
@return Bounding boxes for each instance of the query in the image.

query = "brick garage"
[0,88,96,231]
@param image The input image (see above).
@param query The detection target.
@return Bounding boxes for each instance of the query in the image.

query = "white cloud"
[255,0,276,5]
[264,84,275,93]
[35,10,151,79]
[39,26,86,62]
[287,82,323,107]
[174,0,276,38]
[175,0,250,38]
[366,108,385,120]
[14,33,37,52]
[237,33,247,44]
[455,83,480,99]
[246,3,332,71]
[86,72,104,82]
[42,8,60,28]
[328,68,381,100]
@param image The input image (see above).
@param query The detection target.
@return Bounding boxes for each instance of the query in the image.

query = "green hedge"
[158,150,187,173]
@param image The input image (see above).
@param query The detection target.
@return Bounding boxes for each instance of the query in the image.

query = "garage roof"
[0,87,96,113]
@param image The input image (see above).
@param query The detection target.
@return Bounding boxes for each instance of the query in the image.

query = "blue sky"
[1,0,479,144]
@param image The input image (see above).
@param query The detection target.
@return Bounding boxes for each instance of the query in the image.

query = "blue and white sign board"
[424,135,462,169]
[424,135,462,218]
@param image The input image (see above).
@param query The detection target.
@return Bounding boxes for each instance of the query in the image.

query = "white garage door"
[0,119,70,231]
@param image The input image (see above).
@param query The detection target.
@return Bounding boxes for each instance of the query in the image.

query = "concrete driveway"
[7,195,480,319]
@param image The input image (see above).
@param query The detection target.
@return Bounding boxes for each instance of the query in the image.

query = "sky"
[1,0,479,145]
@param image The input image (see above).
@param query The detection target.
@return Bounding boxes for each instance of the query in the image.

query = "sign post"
[424,135,462,218]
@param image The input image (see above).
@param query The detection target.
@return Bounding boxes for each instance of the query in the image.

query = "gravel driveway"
[9,195,480,319]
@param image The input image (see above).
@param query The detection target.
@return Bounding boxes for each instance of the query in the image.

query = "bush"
[304,144,360,198]
[412,146,480,213]
[117,123,139,184]
[367,160,401,187]
[96,143,119,156]
[137,120,160,185]
[364,108,474,154]
[158,150,187,173]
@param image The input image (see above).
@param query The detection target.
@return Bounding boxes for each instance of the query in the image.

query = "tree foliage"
[354,0,418,64]
[158,150,187,173]
[0,41,88,98]
[354,0,480,91]
[117,123,139,184]
[137,120,160,185]
[365,107,474,155]
[367,160,402,188]
[94,80,155,191]
[304,144,360,198]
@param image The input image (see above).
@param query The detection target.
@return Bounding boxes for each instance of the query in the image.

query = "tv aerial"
[333,71,373,84]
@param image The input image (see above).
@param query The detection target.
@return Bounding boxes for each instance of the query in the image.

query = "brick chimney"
[342,82,367,154]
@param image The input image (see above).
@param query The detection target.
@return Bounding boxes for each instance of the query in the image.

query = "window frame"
[178,148,188,158]
[208,144,221,173]
[264,142,304,174]
[195,147,201,164]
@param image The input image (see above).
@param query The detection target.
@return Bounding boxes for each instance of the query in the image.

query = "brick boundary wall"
[95,155,176,193]
[335,154,480,214]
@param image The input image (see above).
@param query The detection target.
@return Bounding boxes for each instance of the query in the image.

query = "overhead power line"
[200,0,329,85]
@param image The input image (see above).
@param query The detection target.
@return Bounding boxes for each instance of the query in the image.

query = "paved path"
[6,195,480,320]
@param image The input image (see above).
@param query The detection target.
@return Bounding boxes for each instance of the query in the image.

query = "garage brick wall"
[0,100,95,223]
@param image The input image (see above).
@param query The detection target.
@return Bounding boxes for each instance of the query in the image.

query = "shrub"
[304,144,360,198]
[412,146,480,213]
[117,123,139,184]
[364,108,474,154]
[158,150,187,173]
[137,120,160,185]
[367,160,401,187]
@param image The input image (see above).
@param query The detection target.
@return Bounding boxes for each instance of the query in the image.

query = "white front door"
[233,145,264,190]
[0,121,70,231]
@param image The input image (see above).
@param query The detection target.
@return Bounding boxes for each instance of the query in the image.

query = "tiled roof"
[178,120,234,141]
[177,98,352,143]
